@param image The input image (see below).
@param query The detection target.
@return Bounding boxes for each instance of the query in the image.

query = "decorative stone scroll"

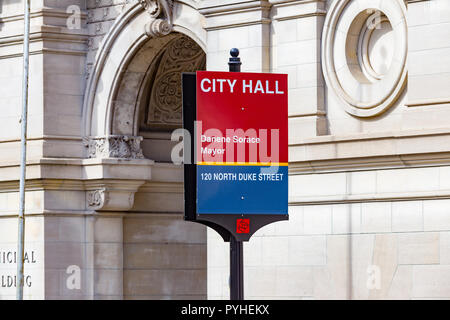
[87,189,108,210]
[322,0,407,117]
[86,187,136,211]
[140,0,174,37]
[84,135,144,159]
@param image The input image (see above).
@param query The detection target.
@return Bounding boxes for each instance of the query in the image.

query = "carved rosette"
[84,135,144,159]
[140,0,174,37]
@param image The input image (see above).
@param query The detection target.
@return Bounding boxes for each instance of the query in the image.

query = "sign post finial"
[228,48,241,72]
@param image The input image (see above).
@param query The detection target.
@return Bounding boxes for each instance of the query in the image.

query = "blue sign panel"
[197,165,288,215]
[196,71,288,217]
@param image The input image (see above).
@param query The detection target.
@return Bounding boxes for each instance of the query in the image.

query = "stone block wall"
[204,0,450,300]
[1,0,450,300]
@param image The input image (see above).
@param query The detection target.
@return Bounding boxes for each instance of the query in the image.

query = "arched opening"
[109,32,205,162]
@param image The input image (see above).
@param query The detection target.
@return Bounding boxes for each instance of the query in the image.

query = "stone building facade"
[0,0,450,299]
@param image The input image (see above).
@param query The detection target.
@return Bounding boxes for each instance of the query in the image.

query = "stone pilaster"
[199,0,271,72]
[270,0,328,141]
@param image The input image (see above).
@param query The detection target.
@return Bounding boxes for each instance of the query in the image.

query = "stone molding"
[289,190,450,206]
[84,135,145,159]
[270,0,326,21]
[5,153,450,212]
[199,0,326,28]
[199,0,272,30]
[289,128,450,173]
[0,8,89,59]
[0,157,159,214]
[199,0,271,14]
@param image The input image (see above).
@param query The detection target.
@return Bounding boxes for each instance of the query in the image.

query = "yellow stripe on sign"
[197,162,289,166]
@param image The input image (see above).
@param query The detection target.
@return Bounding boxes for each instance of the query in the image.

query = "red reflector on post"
[236,219,250,234]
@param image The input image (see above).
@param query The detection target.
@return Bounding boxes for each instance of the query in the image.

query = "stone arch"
[114,32,206,161]
[82,0,206,148]
[113,33,206,136]
[78,2,208,300]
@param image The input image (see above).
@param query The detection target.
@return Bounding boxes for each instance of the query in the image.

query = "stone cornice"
[289,128,450,174]
[199,0,271,14]
[0,6,88,41]
[291,127,450,146]
[0,6,88,59]
[0,26,88,59]
[0,6,88,23]
[3,130,450,176]
[198,0,326,30]
[269,0,325,7]
[0,157,181,182]
[270,0,326,21]
[0,158,184,214]
[199,0,271,30]
[0,27,88,47]
[289,153,450,175]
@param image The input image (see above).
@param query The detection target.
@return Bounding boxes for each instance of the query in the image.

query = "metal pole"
[228,48,244,300]
[17,0,31,301]
[230,236,244,300]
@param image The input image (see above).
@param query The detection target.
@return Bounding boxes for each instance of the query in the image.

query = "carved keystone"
[140,0,174,37]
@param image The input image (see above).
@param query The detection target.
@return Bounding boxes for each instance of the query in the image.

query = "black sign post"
[228,48,244,301]
[182,49,289,301]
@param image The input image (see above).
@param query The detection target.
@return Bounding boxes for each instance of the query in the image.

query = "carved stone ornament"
[140,0,174,37]
[146,35,206,129]
[84,135,144,159]
[87,189,107,210]
[86,188,138,212]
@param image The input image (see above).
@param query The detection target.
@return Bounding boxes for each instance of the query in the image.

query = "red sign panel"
[196,71,288,166]
[196,71,288,215]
